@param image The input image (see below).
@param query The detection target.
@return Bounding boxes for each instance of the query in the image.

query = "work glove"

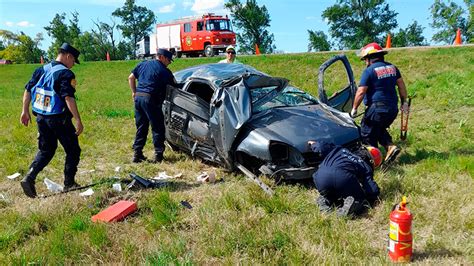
[401,102,409,113]
[350,108,358,118]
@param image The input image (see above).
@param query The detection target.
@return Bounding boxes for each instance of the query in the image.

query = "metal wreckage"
[163,55,367,193]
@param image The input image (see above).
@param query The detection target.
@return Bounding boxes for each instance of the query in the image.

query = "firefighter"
[309,141,382,217]
[129,48,175,163]
[351,42,408,164]
[20,43,83,198]
[218,45,240,63]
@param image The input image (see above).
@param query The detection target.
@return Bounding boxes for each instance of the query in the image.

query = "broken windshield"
[206,19,232,31]
[251,85,319,113]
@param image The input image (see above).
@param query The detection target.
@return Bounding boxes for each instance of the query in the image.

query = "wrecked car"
[163,54,363,180]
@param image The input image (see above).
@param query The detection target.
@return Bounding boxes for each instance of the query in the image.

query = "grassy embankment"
[0,46,473,264]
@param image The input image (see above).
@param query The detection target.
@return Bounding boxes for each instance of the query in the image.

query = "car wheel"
[204,45,214,57]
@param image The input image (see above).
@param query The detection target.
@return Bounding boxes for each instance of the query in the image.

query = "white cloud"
[183,1,193,9]
[5,21,14,27]
[191,0,224,14]
[17,21,35,27]
[159,3,176,13]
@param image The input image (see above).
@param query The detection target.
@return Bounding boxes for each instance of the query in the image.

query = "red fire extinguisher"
[388,196,413,262]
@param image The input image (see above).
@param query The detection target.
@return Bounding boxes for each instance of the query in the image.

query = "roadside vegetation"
[0,46,472,264]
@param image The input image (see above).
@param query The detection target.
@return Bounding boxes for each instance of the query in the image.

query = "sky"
[0,0,468,53]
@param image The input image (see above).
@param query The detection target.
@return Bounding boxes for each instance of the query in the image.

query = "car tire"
[204,45,214,57]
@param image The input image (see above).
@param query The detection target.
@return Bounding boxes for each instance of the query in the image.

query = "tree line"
[0,0,472,63]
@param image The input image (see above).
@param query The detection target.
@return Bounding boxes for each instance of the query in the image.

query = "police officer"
[351,43,408,164]
[20,43,83,198]
[218,45,240,64]
[309,141,382,217]
[129,48,175,163]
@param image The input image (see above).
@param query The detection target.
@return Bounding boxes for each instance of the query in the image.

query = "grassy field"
[0,46,473,264]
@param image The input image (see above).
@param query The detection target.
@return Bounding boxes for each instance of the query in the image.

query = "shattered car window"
[251,85,318,113]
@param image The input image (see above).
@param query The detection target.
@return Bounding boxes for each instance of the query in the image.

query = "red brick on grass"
[91,200,137,223]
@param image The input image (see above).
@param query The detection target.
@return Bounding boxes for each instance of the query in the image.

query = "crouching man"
[309,141,382,217]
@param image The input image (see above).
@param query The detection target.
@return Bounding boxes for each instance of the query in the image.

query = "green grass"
[0,46,473,264]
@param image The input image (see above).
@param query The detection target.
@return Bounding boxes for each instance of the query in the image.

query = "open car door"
[318,54,357,113]
[209,74,287,168]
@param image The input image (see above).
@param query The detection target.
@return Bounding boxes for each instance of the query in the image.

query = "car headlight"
[269,141,289,162]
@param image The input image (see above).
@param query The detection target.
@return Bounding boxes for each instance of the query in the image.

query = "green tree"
[44,12,82,59]
[112,0,155,59]
[307,30,331,52]
[0,30,44,63]
[392,21,427,47]
[430,0,473,44]
[225,0,276,54]
[322,0,398,50]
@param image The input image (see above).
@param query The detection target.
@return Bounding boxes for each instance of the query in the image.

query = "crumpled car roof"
[174,63,270,87]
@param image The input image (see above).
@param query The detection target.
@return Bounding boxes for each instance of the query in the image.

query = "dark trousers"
[29,115,81,185]
[314,169,369,204]
[361,103,398,148]
[133,95,165,153]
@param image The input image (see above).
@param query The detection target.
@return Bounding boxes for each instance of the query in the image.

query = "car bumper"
[259,165,316,180]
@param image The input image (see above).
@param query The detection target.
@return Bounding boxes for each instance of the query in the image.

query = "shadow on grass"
[398,149,449,165]
[413,248,463,261]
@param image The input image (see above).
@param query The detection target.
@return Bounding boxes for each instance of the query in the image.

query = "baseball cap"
[157,48,174,62]
[59,43,80,64]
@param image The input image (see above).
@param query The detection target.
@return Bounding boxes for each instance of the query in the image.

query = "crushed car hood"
[246,104,360,151]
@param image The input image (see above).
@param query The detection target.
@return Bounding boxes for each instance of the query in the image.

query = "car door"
[163,83,220,162]
[318,54,356,113]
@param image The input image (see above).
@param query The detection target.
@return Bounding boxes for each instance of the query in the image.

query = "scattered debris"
[79,188,94,197]
[196,171,216,183]
[114,166,121,172]
[43,178,63,192]
[129,173,168,189]
[91,200,137,223]
[7,173,21,180]
[112,183,122,192]
[180,200,193,209]
[0,193,6,200]
[152,171,183,180]
[79,169,95,175]
[236,163,274,196]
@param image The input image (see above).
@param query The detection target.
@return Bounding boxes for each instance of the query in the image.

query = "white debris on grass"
[44,178,63,192]
[0,193,6,200]
[79,188,94,197]
[114,166,121,172]
[7,173,21,180]
[196,171,216,183]
[112,183,122,192]
[153,171,183,180]
[79,169,95,175]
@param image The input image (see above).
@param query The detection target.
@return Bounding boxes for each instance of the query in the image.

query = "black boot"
[336,196,368,218]
[20,168,37,198]
[132,150,147,163]
[152,152,164,163]
[64,176,81,191]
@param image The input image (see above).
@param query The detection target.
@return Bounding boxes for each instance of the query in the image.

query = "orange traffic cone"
[40,56,44,64]
[106,51,111,61]
[255,43,261,55]
[454,28,462,45]
[385,34,392,49]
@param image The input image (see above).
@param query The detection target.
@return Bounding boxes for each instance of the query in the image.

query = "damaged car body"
[163,54,363,180]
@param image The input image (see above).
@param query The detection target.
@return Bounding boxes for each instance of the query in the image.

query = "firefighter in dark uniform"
[20,43,83,198]
[129,48,175,163]
[309,141,382,217]
[351,43,408,164]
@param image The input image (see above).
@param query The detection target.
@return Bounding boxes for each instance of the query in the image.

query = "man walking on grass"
[20,43,83,198]
[128,48,176,163]
[351,42,408,164]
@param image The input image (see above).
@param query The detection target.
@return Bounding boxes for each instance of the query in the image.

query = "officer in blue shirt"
[309,141,382,217]
[351,43,408,164]
[128,48,175,163]
[20,43,83,198]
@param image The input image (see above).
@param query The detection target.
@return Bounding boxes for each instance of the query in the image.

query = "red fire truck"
[153,13,236,58]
